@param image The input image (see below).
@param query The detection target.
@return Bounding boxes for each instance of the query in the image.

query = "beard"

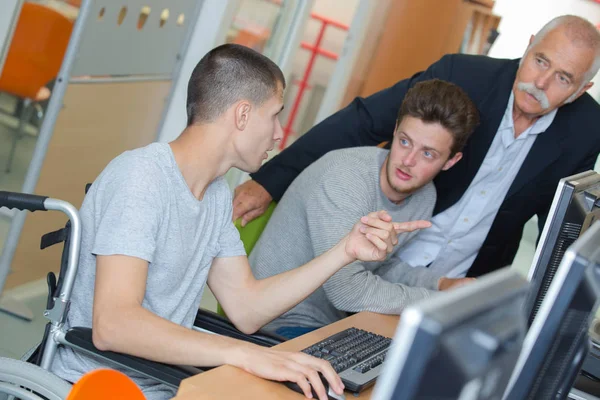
[386,158,419,196]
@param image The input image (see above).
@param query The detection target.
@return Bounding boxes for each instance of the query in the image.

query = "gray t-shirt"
[51,143,245,399]
[250,147,442,332]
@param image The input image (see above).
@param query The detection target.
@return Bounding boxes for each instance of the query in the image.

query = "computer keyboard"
[301,327,392,393]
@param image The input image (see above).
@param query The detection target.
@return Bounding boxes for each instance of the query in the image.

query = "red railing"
[280,12,349,150]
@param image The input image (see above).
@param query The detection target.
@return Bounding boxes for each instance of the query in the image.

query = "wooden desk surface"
[174,312,400,400]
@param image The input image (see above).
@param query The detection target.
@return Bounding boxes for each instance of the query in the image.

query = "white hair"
[522,15,600,100]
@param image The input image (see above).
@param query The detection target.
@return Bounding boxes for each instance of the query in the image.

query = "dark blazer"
[251,54,600,276]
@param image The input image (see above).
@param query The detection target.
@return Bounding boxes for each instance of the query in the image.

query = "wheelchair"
[0,189,285,399]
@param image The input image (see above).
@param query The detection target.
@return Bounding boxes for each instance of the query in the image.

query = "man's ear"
[567,81,594,104]
[235,101,251,130]
[529,34,534,46]
[442,152,462,171]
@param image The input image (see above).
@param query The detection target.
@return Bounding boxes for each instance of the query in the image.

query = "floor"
[0,92,73,360]
[0,96,43,360]
[0,94,38,256]
[0,283,50,359]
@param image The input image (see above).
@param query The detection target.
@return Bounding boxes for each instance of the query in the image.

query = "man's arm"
[376,258,475,292]
[208,212,429,333]
[92,254,345,400]
[304,181,435,314]
[322,261,434,314]
[309,225,433,314]
[93,255,247,366]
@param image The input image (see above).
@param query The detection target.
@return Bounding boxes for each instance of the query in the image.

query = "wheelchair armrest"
[194,308,286,347]
[65,327,204,389]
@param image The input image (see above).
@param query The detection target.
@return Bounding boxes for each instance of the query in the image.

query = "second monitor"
[372,267,529,400]
[524,170,600,326]
[503,220,600,400]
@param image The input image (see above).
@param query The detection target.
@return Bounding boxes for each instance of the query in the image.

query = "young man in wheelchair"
[49,44,429,400]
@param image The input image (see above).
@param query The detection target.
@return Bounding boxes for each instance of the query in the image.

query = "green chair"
[235,201,277,254]
[217,201,277,316]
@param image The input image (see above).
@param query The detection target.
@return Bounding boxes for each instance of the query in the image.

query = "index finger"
[377,210,392,221]
[232,201,246,222]
[364,210,392,222]
[393,220,432,232]
[302,355,344,395]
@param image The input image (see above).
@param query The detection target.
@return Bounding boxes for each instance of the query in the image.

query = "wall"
[6,81,172,289]
[157,1,239,143]
[0,0,22,74]
[291,0,359,87]
[157,0,359,144]
[488,0,600,101]
[278,0,359,144]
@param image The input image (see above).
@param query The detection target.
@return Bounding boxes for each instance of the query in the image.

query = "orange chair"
[67,369,146,400]
[0,2,73,172]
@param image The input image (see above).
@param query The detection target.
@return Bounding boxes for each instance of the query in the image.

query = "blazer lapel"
[506,119,562,198]
[463,61,518,179]
[434,61,518,214]
[438,63,515,200]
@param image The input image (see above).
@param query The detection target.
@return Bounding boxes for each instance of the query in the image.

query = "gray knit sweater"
[249,147,444,332]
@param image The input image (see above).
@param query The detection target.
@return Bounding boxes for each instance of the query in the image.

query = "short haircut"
[186,44,286,126]
[397,79,480,156]
[530,15,600,85]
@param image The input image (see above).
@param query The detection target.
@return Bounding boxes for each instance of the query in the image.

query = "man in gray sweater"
[249,79,480,338]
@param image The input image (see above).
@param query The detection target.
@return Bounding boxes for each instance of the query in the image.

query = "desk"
[174,312,400,400]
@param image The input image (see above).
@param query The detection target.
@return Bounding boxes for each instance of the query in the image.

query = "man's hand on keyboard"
[235,345,344,400]
[345,210,431,262]
[438,277,476,291]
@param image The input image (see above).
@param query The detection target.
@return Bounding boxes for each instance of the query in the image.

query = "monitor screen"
[373,267,529,400]
[524,170,600,327]
[503,220,600,400]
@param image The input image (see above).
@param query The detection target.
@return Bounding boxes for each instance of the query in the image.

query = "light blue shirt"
[398,92,557,278]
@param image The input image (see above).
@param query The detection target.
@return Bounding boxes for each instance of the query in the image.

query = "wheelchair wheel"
[0,357,71,400]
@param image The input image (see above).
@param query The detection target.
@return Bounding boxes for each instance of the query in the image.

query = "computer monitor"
[372,267,529,400]
[524,170,600,327]
[503,220,600,400]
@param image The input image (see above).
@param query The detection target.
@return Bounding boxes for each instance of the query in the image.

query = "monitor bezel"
[524,170,600,325]
[503,221,600,400]
[527,170,598,282]
[373,267,529,400]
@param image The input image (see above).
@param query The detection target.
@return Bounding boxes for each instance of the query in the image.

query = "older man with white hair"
[234,14,600,279]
